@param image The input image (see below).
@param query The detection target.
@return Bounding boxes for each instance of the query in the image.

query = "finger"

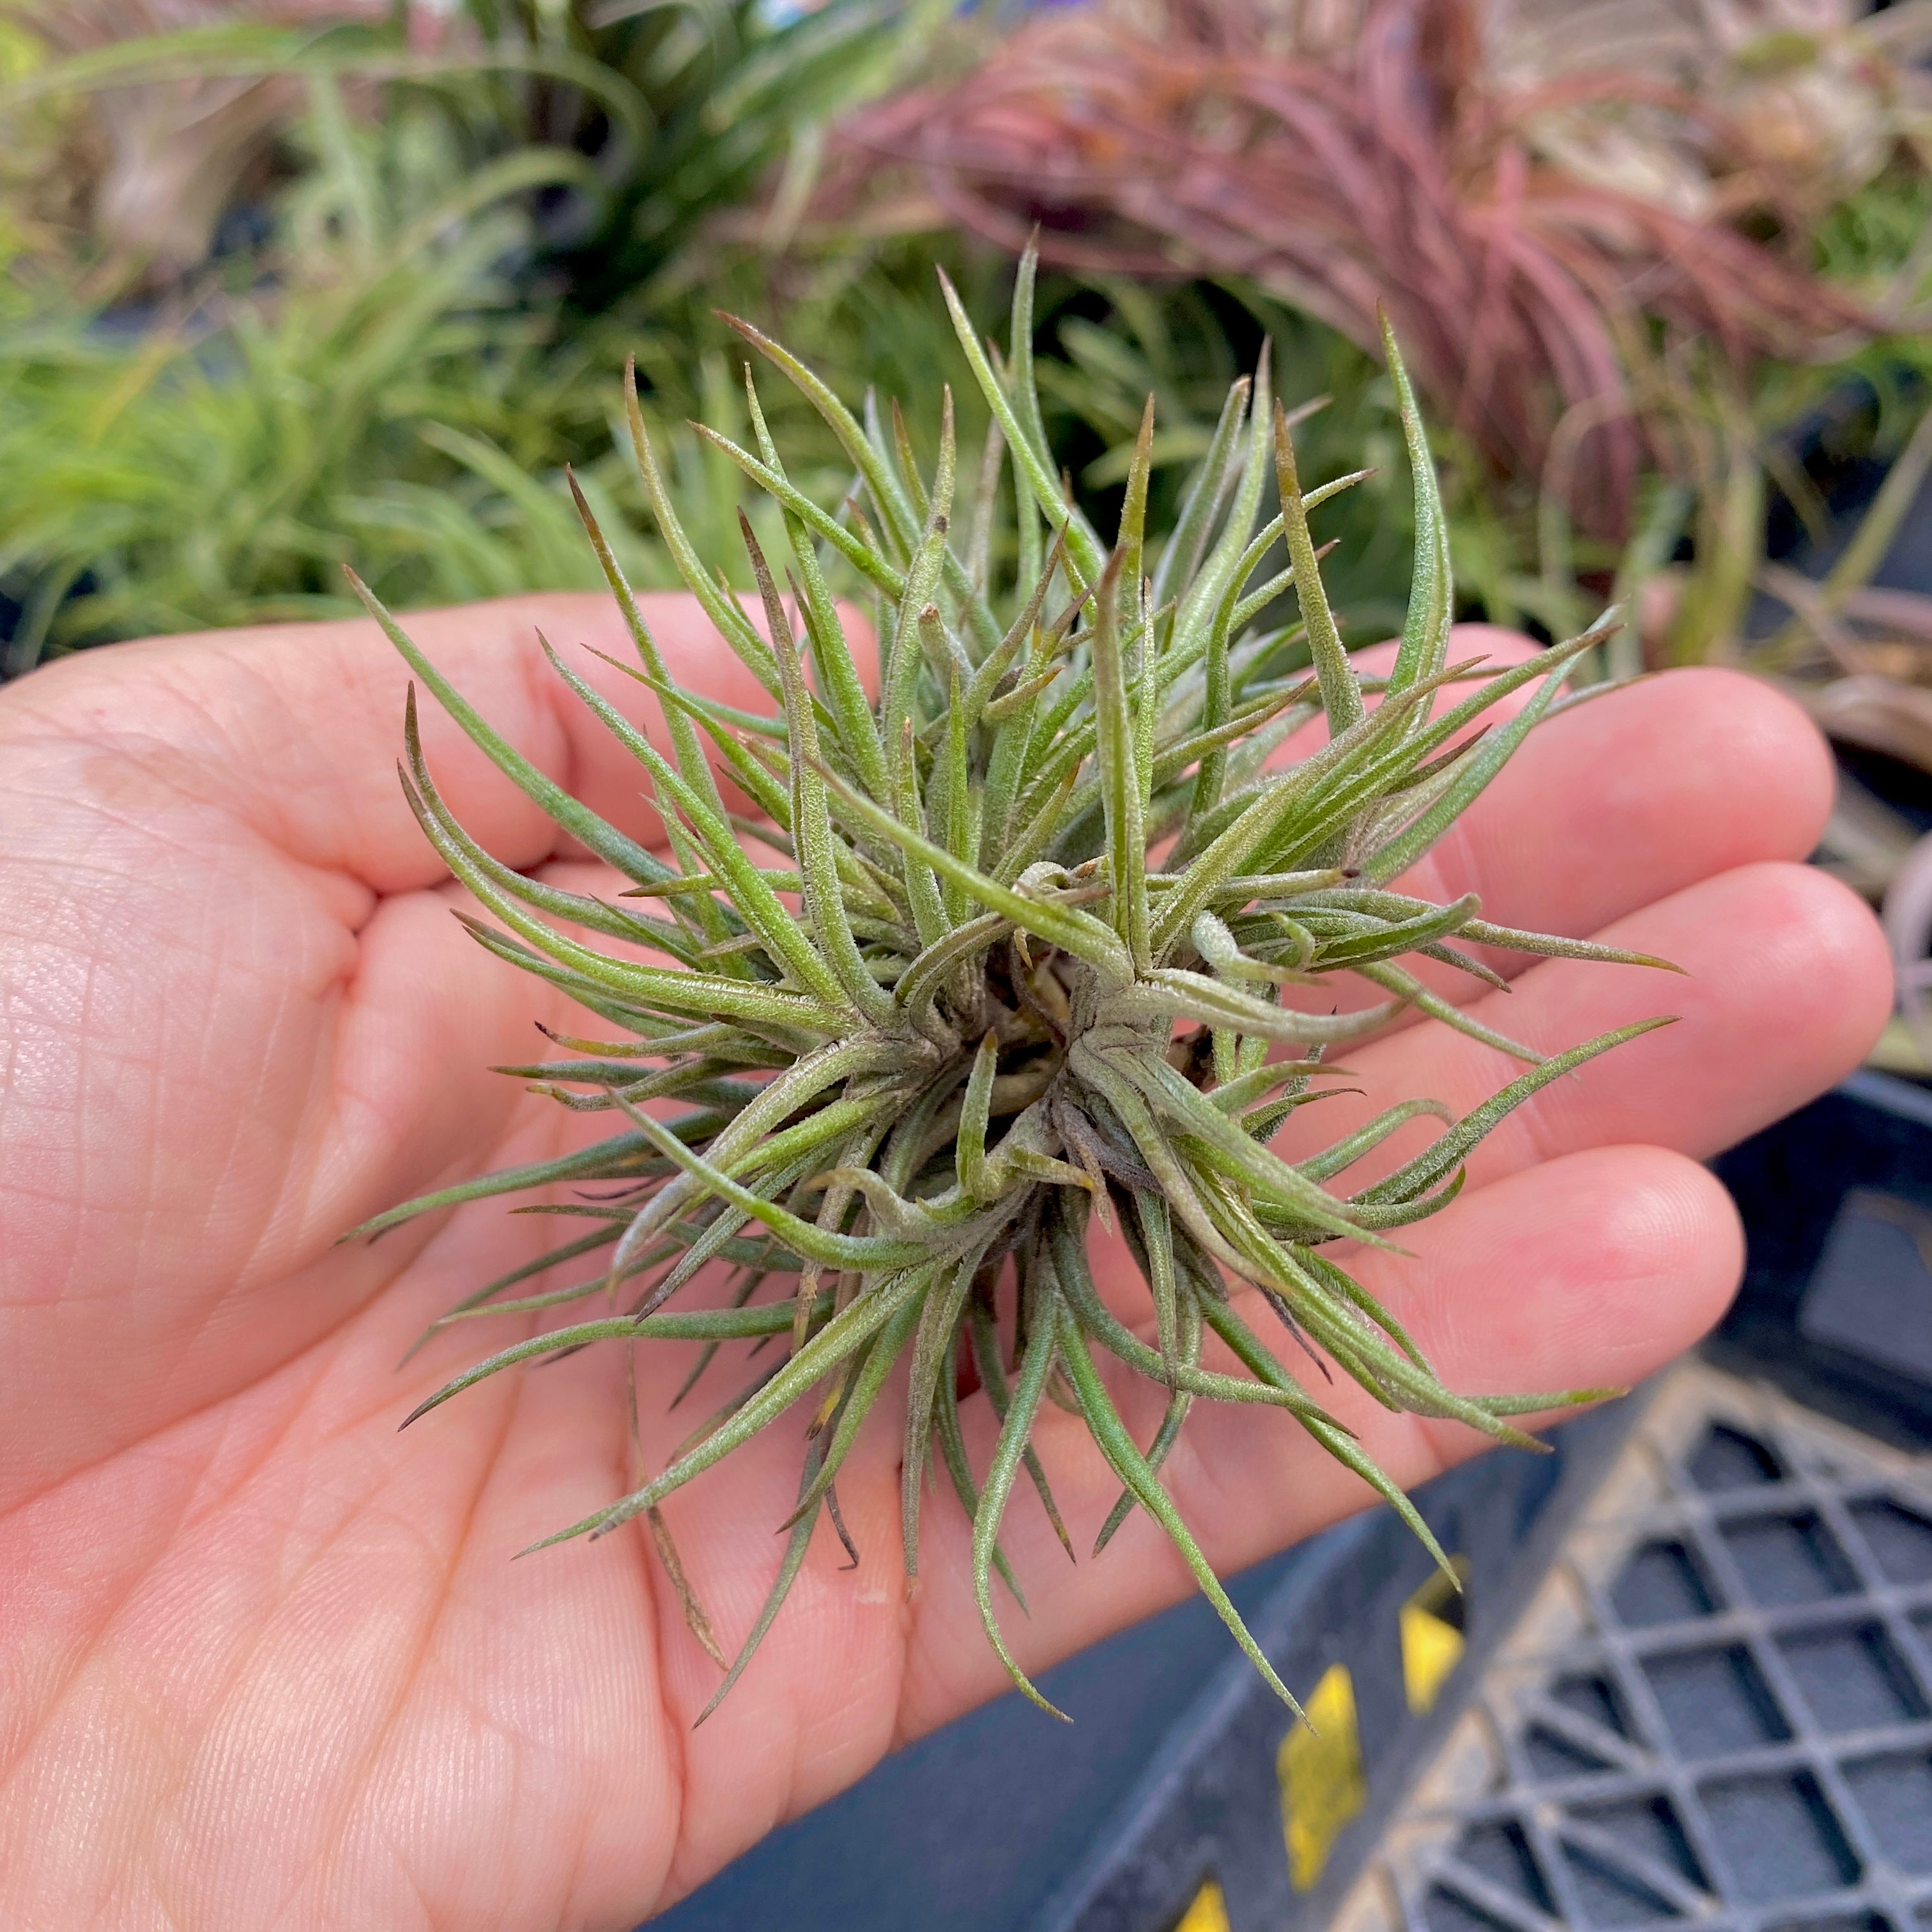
[1267,640,1832,1000]
[1,590,832,895]
[1278,859,1890,1187]
[1391,663,1835,964]
[893,1142,1739,1740]
[1068,855,1879,1338]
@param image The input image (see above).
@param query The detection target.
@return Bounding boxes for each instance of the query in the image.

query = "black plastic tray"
[655,1072,1932,1932]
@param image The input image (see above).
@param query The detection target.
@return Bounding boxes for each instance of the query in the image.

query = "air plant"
[818,0,1901,542]
[349,254,1671,1721]
[4,1,461,284]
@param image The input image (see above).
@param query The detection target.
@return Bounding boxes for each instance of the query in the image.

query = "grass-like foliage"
[350,252,1674,1722]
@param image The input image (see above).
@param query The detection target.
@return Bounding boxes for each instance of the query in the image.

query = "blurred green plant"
[17,0,1921,689]
[0,0,961,288]
[0,2,1434,675]
[1602,158,1932,680]
[0,0,969,667]
[0,86,641,663]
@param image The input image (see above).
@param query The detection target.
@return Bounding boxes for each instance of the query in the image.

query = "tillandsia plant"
[348,250,1674,1723]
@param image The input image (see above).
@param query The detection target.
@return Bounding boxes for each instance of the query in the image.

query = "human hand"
[0,595,1889,1930]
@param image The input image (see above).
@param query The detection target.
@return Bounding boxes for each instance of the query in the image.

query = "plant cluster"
[0,0,960,668]
[820,0,1919,544]
[6,0,1932,689]
[356,258,1671,1719]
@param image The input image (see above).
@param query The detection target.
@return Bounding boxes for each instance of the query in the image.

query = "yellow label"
[1399,1599,1466,1715]
[1399,1560,1470,1715]
[1276,1662,1366,1891]
[1172,1878,1231,1932]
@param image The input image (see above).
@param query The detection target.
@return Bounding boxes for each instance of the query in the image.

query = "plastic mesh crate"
[1326,1361,1932,1932]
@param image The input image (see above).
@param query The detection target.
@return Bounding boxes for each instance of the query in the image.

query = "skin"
[0,592,1891,1931]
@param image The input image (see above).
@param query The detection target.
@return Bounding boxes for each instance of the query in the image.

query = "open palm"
[0,592,1889,1932]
